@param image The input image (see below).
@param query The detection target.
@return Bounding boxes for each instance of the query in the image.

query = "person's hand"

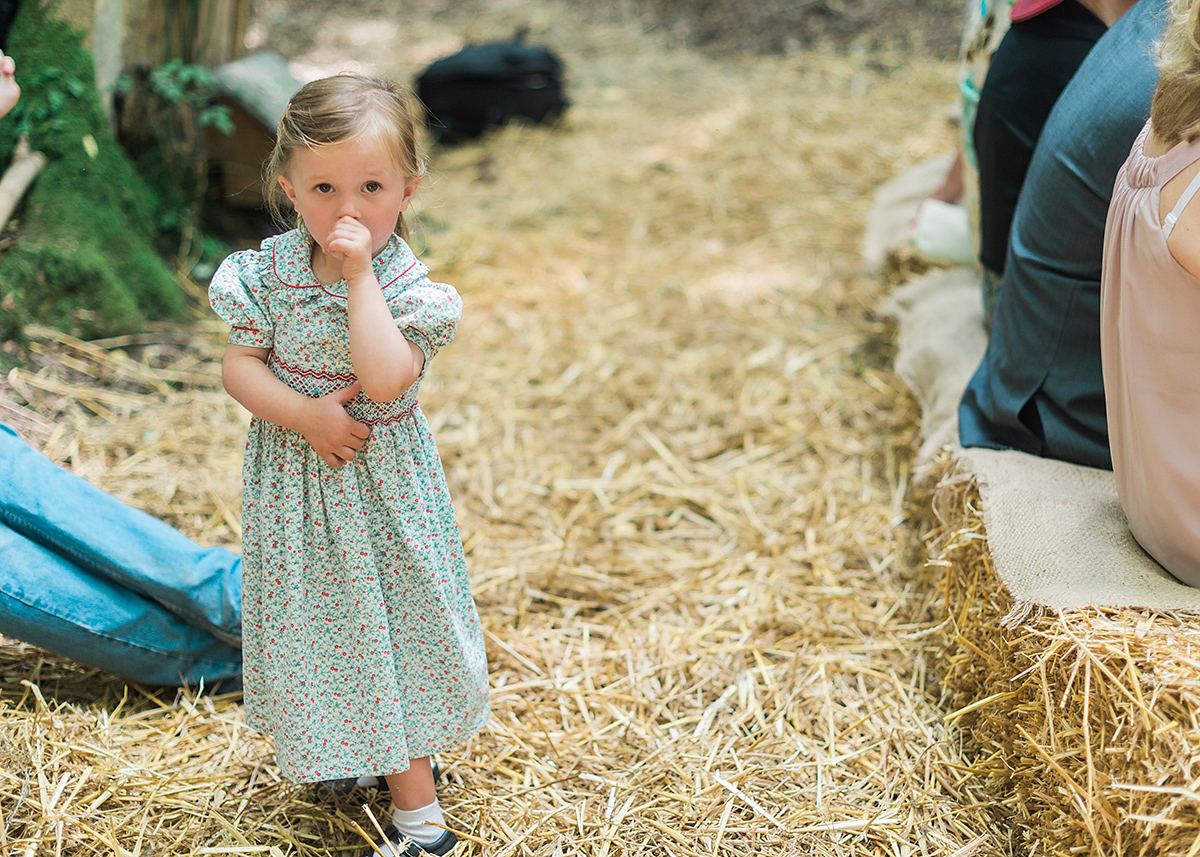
[324,216,374,282]
[0,50,19,118]
[296,382,372,467]
[929,151,964,205]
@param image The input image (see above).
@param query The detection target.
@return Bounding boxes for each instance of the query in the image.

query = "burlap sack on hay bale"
[861,154,955,268]
[882,263,1200,616]
[876,181,1200,853]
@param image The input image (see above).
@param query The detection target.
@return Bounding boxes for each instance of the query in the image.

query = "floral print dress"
[210,229,489,782]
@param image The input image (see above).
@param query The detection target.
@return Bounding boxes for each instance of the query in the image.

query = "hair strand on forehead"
[263,74,427,241]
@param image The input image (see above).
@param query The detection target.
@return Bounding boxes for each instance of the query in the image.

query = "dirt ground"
[0,1,996,855]
[250,0,965,61]
[627,0,964,57]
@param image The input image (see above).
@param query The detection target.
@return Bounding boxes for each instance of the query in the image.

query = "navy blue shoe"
[361,828,457,857]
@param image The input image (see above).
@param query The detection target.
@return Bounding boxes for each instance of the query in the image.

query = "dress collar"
[267,229,419,296]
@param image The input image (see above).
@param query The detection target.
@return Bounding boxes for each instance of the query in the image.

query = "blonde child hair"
[1151,0,1200,146]
[264,74,427,240]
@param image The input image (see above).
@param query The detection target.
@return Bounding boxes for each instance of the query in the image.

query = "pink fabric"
[1010,0,1063,22]
[1101,120,1200,587]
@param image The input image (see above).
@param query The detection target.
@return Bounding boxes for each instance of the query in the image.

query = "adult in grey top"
[958,0,1167,469]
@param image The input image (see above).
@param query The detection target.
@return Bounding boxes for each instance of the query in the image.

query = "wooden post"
[92,0,125,133]
[53,0,250,82]
[119,0,249,68]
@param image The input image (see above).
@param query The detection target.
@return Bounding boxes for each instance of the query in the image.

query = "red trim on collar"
[267,234,420,297]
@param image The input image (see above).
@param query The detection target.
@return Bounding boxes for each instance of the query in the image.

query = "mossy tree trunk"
[0,1,186,342]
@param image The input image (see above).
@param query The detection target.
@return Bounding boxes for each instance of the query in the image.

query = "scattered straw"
[0,2,1008,855]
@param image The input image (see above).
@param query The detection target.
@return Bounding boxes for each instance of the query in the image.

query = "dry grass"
[0,4,1010,855]
[926,453,1200,857]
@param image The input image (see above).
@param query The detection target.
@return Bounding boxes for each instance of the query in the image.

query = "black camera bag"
[415,34,568,144]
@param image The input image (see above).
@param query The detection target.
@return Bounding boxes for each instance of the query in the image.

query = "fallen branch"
[0,134,46,231]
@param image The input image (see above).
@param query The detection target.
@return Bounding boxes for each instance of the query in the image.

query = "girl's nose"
[338,197,360,219]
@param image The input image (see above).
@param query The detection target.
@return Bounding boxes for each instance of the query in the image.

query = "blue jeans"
[0,421,242,686]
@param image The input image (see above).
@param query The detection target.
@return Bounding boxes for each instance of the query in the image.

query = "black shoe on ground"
[313,761,442,802]
[361,827,457,857]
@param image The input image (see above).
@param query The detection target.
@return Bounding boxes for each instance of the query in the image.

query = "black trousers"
[973,0,1107,276]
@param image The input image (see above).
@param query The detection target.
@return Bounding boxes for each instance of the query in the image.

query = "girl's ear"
[398,176,422,212]
[279,176,298,206]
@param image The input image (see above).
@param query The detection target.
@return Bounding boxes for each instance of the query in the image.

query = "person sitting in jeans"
[0,49,242,687]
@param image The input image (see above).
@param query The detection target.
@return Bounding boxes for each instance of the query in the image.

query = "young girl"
[1101,0,1200,588]
[210,75,489,856]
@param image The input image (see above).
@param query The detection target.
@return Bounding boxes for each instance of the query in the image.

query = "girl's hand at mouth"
[324,216,375,282]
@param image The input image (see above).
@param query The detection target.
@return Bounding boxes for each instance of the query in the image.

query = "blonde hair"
[264,74,427,240]
[1152,0,1200,145]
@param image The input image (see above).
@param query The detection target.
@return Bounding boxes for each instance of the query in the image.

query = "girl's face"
[278,134,419,260]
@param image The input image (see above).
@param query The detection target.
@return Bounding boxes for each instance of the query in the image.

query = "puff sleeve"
[209,248,274,348]
[390,276,463,363]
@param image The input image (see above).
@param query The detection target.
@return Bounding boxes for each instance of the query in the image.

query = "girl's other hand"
[0,50,20,118]
[298,382,372,467]
[325,216,374,282]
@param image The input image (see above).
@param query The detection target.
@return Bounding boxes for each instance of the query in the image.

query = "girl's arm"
[327,216,426,402]
[221,343,371,467]
[346,277,426,401]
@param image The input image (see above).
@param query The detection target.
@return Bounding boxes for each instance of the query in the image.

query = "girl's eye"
[315,183,333,194]
[364,182,382,193]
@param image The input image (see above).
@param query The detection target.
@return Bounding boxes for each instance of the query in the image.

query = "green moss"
[0,1,184,341]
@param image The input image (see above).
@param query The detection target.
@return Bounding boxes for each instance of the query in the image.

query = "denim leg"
[0,523,242,685]
[0,421,242,646]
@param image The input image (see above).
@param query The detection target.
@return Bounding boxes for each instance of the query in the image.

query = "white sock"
[391,800,445,846]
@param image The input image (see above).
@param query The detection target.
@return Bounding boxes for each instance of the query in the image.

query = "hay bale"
[925,452,1200,857]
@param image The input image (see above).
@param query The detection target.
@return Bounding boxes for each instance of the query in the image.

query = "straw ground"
[0,3,1006,855]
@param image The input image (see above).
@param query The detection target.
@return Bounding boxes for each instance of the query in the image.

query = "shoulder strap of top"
[1163,167,1200,237]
